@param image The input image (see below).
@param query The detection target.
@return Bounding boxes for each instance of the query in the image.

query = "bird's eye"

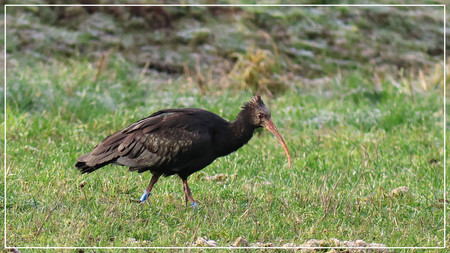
[258,113,264,119]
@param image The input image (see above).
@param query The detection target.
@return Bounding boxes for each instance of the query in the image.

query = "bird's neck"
[227,109,257,148]
[213,108,257,158]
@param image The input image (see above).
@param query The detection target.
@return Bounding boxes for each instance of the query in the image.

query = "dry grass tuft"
[225,45,288,97]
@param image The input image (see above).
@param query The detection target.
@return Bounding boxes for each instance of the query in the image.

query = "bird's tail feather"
[75,152,106,174]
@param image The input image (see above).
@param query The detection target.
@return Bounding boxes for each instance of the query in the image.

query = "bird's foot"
[139,190,150,203]
[190,201,199,210]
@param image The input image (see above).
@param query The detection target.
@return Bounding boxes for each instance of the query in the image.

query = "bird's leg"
[182,179,198,209]
[183,188,188,208]
[182,181,189,208]
[139,173,161,203]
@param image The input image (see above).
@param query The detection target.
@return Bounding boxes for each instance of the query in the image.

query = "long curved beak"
[263,119,292,168]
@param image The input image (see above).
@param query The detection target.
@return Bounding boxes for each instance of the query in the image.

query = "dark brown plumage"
[75,95,291,207]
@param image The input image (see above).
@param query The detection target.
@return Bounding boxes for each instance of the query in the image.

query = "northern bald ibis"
[75,95,291,208]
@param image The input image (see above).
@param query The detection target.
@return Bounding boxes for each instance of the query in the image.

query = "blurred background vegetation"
[2,1,448,99]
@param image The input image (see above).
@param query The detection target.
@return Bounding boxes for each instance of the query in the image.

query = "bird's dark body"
[75,95,290,206]
[75,108,255,180]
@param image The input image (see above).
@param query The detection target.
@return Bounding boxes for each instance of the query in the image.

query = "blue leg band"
[190,201,199,209]
[139,190,150,202]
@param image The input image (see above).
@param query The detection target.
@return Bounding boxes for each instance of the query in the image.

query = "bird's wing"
[86,110,213,172]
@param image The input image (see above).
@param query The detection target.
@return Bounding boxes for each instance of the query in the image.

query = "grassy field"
[2,3,447,251]
[3,56,445,248]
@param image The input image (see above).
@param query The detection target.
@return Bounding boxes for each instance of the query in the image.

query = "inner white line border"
[3,3,446,250]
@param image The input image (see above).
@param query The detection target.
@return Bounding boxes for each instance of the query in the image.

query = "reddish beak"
[263,119,292,168]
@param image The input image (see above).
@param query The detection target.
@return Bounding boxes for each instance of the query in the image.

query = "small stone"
[315,239,327,246]
[282,243,297,247]
[297,239,389,253]
[195,237,218,247]
[298,239,321,252]
[346,241,357,247]
[329,238,340,246]
[301,239,320,247]
[339,240,350,247]
[233,237,249,247]
[9,248,21,253]
[391,186,409,196]
[368,243,389,252]
[355,239,367,247]
[126,237,139,244]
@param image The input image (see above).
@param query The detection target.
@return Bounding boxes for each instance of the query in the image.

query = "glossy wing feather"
[76,109,217,176]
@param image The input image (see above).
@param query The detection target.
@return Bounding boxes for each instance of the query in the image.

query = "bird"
[75,95,291,208]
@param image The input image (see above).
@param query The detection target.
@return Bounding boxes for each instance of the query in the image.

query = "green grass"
[3,57,445,248]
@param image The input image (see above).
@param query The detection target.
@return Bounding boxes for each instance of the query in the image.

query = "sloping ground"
[4,3,447,95]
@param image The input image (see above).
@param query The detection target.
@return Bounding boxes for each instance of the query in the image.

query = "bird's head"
[244,95,272,127]
[244,95,292,168]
